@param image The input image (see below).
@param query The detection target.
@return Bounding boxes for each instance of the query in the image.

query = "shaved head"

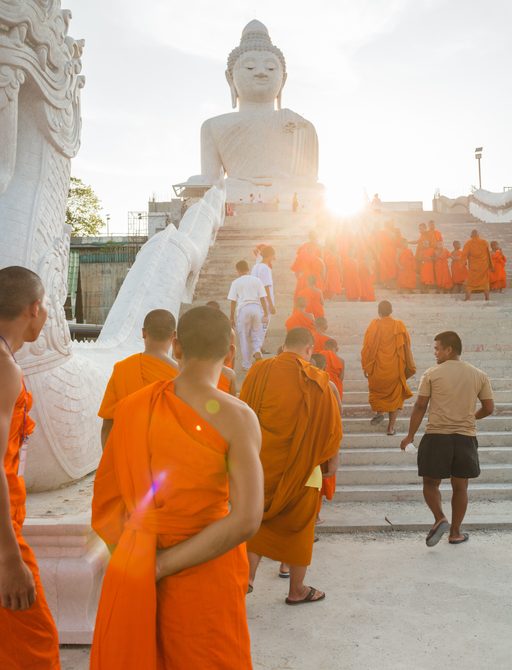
[142,309,176,341]
[378,300,392,317]
[284,327,314,349]
[471,229,479,238]
[0,266,44,320]
[177,306,231,360]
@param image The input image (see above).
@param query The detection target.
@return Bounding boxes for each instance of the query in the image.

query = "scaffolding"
[127,211,148,236]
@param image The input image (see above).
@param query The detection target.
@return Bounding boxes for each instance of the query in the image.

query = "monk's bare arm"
[264,286,276,314]
[101,419,113,450]
[259,297,269,317]
[155,405,263,580]
[0,359,36,610]
[400,395,429,449]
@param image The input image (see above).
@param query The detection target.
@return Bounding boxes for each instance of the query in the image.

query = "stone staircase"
[192,209,512,530]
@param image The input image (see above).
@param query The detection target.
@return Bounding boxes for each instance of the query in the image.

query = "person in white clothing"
[228,260,268,370]
[252,246,276,353]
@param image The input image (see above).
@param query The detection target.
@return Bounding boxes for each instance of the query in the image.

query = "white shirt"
[227,274,266,312]
[251,262,274,302]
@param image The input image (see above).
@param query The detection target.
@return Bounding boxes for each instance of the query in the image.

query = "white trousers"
[237,303,264,370]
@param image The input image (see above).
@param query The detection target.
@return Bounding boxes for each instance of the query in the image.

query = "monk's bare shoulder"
[209,389,260,444]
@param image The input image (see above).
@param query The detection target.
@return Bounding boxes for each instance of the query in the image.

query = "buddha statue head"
[226,20,287,109]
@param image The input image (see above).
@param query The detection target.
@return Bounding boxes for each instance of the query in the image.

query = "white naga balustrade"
[0,0,225,492]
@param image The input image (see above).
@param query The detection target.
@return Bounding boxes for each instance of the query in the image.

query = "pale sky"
[65,0,511,232]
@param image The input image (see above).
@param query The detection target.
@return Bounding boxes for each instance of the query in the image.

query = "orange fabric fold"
[397,248,417,290]
[313,332,330,354]
[297,287,324,318]
[434,249,453,290]
[91,381,251,670]
[320,350,344,399]
[342,257,361,301]
[420,248,435,285]
[0,384,60,670]
[285,310,316,333]
[323,249,342,298]
[361,317,414,412]
[490,250,507,289]
[450,250,468,284]
[462,238,492,291]
[98,353,178,419]
[240,353,342,565]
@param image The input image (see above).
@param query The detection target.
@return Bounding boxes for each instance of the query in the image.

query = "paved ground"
[60,531,512,670]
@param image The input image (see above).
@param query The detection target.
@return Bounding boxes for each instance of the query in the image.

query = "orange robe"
[297,287,324,319]
[490,250,507,289]
[240,353,342,565]
[313,331,330,354]
[98,353,179,419]
[91,381,251,670]
[285,310,316,334]
[420,248,435,285]
[377,231,398,282]
[320,350,344,400]
[357,256,375,301]
[415,232,430,261]
[434,249,453,290]
[342,257,361,301]
[450,250,468,284]
[462,238,492,291]
[427,229,443,247]
[323,249,342,298]
[0,383,60,670]
[361,317,414,412]
[397,248,417,290]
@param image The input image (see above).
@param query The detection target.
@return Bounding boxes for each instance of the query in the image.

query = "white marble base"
[25,475,108,644]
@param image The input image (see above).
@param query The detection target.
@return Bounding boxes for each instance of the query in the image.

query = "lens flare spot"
[206,399,221,414]
[195,424,202,431]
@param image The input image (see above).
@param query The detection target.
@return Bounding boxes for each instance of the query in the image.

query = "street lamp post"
[474,147,483,190]
[106,214,110,236]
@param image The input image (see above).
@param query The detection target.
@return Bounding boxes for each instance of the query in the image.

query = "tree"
[66,177,104,236]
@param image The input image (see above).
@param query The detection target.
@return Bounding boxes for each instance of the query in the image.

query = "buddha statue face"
[226,20,287,109]
[231,50,285,105]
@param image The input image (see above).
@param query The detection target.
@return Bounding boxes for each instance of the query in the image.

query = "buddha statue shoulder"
[199,21,319,191]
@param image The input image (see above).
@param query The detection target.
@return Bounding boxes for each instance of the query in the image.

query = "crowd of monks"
[0,266,345,670]
[290,221,507,304]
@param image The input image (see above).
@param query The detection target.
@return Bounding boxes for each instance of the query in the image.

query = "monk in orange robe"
[285,296,316,334]
[462,230,493,301]
[427,220,442,247]
[361,300,415,436]
[241,327,342,604]
[377,223,398,287]
[397,242,417,291]
[91,306,264,670]
[0,267,60,670]
[450,241,468,292]
[433,242,453,292]
[412,223,429,265]
[320,339,345,401]
[291,232,324,294]
[342,252,361,301]
[312,316,330,353]
[490,241,507,291]
[419,240,435,291]
[357,251,376,301]
[323,243,342,299]
[297,275,325,318]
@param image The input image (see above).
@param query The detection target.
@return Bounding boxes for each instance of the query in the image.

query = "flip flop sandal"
[247,584,253,594]
[449,533,469,545]
[285,587,325,606]
[279,570,290,579]
[370,414,385,425]
[425,520,450,547]
[387,429,396,436]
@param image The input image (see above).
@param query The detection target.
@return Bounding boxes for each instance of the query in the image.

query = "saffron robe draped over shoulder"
[297,287,324,318]
[490,250,507,290]
[285,309,316,334]
[420,248,435,285]
[0,384,60,670]
[91,381,251,670]
[98,353,179,419]
[397,248,417,290]
[240,353,342,566]
[320,350,344,400]
[434,249,453,290]
[462,238,492,291]
[361,317,414,412]
[451,250,468,284]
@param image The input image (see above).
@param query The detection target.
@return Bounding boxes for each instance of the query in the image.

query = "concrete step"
[333,482,512,502]
[340,446,512,466]
[343,415,512,433]
[342,402,512,418]
[343,432,511,448]
[342,389,512,403]
[336,463,512,486]
[339,377,512,392]
[316,499,512,532]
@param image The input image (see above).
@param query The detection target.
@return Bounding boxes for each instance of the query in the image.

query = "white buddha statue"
[196,20,321,203]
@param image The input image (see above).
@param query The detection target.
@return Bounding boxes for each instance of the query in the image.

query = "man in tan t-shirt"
[400,331,494,546]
